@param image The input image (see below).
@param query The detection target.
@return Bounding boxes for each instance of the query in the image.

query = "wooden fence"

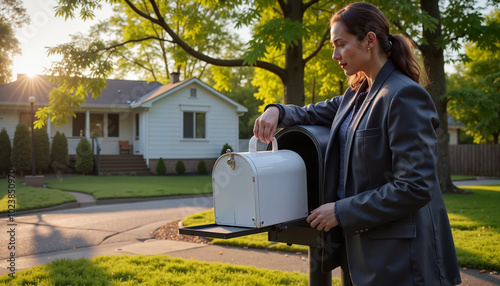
[449,145,500,176]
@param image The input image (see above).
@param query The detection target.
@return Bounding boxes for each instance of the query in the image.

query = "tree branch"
[304,0,321,11]
[304,27,330,64]
[277,0,287,15]
[124,0,287,81]
[101,36,174,52]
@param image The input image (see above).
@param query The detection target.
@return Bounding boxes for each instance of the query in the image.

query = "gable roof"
[0,74,162,109]
[132,77,248,113]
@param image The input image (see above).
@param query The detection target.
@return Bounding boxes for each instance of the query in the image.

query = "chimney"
[171,72,180,83]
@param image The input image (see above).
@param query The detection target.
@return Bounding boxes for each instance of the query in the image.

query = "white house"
[0,73,247,174]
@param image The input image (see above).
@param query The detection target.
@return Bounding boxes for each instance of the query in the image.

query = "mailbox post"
[180,125,338,286]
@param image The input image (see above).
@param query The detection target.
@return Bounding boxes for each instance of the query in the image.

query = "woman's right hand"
[253,106,280,144]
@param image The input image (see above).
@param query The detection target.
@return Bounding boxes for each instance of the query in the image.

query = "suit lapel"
[342,60,397,196]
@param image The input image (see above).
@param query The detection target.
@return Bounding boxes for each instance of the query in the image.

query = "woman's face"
[330,21,370,77]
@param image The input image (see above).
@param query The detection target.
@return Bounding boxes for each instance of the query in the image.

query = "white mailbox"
[212,136,308,228]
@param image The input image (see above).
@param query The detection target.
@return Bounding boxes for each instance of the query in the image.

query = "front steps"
[98,155,151,176]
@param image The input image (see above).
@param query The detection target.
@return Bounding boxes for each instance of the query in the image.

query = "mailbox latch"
[226,149,235,170]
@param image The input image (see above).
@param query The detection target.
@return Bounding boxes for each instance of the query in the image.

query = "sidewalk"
[4,177,500,285]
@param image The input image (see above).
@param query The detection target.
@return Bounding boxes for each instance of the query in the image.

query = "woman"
[253,2,461,285]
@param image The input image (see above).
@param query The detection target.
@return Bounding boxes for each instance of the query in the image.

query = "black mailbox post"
[180,125,337,286]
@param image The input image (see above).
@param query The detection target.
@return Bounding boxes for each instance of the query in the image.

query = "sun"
[26,71,38,78]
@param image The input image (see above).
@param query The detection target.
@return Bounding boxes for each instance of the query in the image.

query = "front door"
[133,113,141,154]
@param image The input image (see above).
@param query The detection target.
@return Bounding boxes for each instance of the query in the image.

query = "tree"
[51,131,69,173]
[445,10,500,144]
[0,0,30,84]
[34,129,51,174]
[175,160,186,175]
[156,157,167,175]
[10,123,31,176]
[48,0,499,193]
[75,138,94,175]
[0,128,12,175]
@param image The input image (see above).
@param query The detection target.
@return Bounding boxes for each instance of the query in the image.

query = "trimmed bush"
[220,143,233,155]
[34,129,50,174]
[197,160,208,174]
[11,123,32,175]
[51,131,69,173]
[75,138,94,175]
[156,157,167,176]
[0,128,11,174]
[175,160,186,175]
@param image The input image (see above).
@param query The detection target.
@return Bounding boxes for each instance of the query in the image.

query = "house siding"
[146,82,240,160]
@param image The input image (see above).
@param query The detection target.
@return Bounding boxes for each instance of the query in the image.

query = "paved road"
[0,195,213,274]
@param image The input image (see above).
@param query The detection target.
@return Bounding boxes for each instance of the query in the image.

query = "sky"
[12,0,113,80]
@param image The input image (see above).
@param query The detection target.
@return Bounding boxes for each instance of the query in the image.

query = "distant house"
[0,73,247,174]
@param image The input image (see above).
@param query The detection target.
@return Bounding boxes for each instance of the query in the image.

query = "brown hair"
[330,2,428,89]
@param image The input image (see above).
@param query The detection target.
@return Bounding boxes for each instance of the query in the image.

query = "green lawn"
[44,175,212,200]
[1,255,341,285]
[0,179,76,213]
[185,185,500,271]
[445,184,500,270]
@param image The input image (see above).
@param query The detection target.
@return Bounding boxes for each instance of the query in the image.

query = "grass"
[0,255,340,285]
[0,179,76,213]
[445,184,500,270]
[44,175,212,200]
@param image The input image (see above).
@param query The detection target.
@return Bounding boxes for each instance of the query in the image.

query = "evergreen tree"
[197,160,208,174]
[220,143,233,156]
[75,138,94,175]
[34,129,50,174]
[11,123,31,176]
[175,160,186,175]
[156,157,167,176]
[51,131,69,173]
[0,128,12,174]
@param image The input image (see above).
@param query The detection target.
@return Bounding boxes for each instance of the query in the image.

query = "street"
[0,195,213,275]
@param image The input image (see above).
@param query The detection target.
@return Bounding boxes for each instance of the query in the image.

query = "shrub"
[156,157,167,176]
[11,123,32,175]
[34,129,50,174]
[220,143,233,155]
[75,138,94,175]
[0,128,11,174]
[176,160,186,175]
[197,160,208,174]
[51,131,69,173]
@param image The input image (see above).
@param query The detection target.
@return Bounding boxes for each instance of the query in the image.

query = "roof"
[133,77,248,113]
[0,74,162,109]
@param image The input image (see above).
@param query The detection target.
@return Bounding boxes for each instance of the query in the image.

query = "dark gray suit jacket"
[278,60,461,285]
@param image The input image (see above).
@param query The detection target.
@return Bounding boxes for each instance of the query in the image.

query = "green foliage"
[175,160,186,175]
[220,143,233,155]
[156,157,167,176]
[197,160,208,174]
[34,129,50,173]
[446,16,500,144]
[10,124,31,174]
[75,137,94,175]
[0,128,12,172]
[51,131,69,172]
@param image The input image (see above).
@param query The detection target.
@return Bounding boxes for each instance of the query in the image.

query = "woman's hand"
[253,106,280,143]
[306,202,339,232]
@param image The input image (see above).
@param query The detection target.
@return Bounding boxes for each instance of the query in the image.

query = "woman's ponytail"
[389,34,429,87]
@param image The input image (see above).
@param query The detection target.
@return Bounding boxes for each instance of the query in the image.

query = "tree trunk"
[283,1,306,106]
[420,0,462,193]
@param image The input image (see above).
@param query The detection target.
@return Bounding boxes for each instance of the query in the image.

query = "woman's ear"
[365,31,377,49]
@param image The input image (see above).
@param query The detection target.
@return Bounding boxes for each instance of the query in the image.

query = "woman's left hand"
[306,202,339,232]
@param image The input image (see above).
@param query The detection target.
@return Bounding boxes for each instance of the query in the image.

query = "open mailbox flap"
[179,218,307,239]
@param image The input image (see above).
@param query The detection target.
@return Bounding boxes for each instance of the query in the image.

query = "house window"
[90,114,104,137]
[73,113,86,137]
[183,112,205,139]
[107,114,119,137]
[190,88,197,98]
